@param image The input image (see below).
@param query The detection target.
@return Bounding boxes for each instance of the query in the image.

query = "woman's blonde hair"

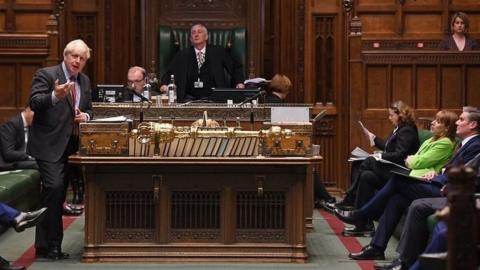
[390,100,416,126]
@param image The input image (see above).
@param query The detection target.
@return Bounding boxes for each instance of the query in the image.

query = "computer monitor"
[96,84,125,103]
[209,88,261,103]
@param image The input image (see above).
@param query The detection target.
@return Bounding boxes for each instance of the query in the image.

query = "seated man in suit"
[123,66,148,102]
[0,202,47,270]
[335,108,480,261]
[0,106,38,171]
[160,23,245,102]
[374,106,480,270]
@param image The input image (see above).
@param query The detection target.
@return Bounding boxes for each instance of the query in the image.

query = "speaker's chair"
[158,26,247,79]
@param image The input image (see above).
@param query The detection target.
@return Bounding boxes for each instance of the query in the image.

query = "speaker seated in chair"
[158,24,246,102]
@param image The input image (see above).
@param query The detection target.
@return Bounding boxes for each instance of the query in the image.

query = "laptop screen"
[209,88,261,103]
[96,84,125,103]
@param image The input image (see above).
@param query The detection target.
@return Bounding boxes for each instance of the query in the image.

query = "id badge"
[194,80,204,88]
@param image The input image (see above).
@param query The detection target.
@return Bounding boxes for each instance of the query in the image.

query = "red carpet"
[13,216,79,268]
[318,209,375,270]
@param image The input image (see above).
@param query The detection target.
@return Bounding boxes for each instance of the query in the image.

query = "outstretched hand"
[54,79,74,99]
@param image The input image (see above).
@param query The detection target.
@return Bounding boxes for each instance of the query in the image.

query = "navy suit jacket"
[27,64,93,163]
[0,114,30,170]
[432,135,480,186]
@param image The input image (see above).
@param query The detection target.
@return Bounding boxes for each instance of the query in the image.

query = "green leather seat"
[158,26,247,79]
[418,129,433,145]
[0,169,40,211]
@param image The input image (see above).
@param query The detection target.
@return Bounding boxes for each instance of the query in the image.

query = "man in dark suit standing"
[27,39,93,260]
[160,23,245,102]
[0,106,37,171]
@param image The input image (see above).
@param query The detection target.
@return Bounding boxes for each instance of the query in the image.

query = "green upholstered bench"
[0,169,40,211]
[158,26,247,78]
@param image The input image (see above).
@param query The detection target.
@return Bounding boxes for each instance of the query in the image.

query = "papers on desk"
[348,147,369,161]
[270,107,309,123]
[90,116,129,122]
[244,77,270,84]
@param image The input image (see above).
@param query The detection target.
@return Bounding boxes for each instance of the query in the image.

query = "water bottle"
[143,83,151,100]
[167,74,177,104]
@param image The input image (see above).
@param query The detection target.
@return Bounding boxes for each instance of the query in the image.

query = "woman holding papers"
[335,101,420,236]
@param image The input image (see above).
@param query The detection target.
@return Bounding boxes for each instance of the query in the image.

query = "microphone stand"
[127,87,151,123]
[250,102,254,130]
[139,101,144,123]
[237,89,267,107]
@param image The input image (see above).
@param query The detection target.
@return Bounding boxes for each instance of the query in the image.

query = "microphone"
[127,84,151,104]
[237,90,267,107]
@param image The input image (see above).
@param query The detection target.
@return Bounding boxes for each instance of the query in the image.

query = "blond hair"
[63,39,91,59]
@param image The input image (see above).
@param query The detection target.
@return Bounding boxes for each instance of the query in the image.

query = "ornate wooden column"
[446,166,478,270]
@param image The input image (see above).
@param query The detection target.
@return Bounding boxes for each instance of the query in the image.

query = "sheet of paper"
[271,107,309,123]
[350,146,370,158]
[90,116,128,122]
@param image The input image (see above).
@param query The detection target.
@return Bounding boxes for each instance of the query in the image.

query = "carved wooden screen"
[314,16,335,104]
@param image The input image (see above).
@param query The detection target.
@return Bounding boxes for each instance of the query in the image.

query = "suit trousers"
[35,137,77,250]
[0,202,19,225]
[355,175,442,250]
[348,157,393,209]
[397,197,447,267]
[409,221,448,270]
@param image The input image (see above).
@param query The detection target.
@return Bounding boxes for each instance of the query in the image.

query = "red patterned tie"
[70,76,79,136]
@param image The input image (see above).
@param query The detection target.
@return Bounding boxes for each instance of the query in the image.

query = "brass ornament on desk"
[79,120,313,157]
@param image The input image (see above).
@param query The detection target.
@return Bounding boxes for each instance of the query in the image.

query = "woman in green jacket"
[405,110,457,177]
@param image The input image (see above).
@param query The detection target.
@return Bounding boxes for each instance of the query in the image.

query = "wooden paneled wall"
[0,0,59,123]
[351,51,480,151]
[1,0,480,192]
[343,0,480,192]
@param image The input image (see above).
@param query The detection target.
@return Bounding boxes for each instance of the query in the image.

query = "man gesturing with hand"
[27,39,93,260]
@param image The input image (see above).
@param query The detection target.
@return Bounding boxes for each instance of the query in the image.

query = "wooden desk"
[92,102,312,129]
[70,156,321,263]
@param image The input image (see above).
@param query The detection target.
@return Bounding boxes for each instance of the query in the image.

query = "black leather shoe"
[342,222,375,237]
[68,203,84,211]
[374,258,405,270]
[349,244,385,260]
[418,252,446,270]
[63,204,83,216]
[335,195,355,210]
[334,208,361,225]
[14,207,47,232]
[0,256,26,270]
[46,248,70,260]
